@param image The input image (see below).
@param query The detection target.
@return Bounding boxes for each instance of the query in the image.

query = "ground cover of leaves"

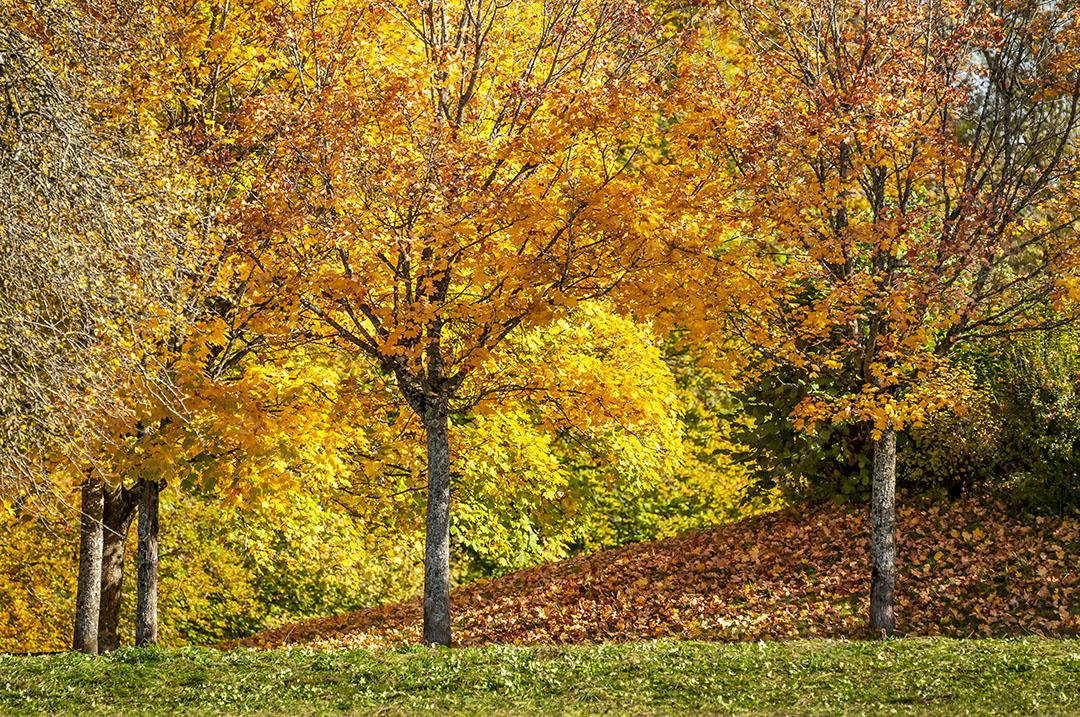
[231,499,1077,650]
[2,639,1078,716]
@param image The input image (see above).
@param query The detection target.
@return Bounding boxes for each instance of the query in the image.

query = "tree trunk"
[72,474,104,654]
[869,426,898,637]
[135,478,160,646]
[98,485,137,652]
[422,396,452,646]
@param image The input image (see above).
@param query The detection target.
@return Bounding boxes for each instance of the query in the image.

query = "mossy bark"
[135,478,160,646]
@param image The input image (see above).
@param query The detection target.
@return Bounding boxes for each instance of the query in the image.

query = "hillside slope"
[230,499,1078,649]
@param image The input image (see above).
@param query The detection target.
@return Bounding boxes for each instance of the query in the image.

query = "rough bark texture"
[72,474,104,654]
[98,485,137,652]
[870,427,898,637]
[422,397,452,646]
[135,478,160,646]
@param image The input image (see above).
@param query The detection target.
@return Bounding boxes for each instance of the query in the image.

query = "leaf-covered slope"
[229,500,1078,649]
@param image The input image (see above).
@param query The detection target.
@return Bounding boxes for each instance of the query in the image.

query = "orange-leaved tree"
[698,0,1078,635]
[237,0,688,645]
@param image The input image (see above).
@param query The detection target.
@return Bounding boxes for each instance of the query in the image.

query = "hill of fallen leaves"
[228,499,1078,649]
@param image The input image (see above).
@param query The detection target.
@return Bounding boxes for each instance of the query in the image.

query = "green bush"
[903,327,1079,512]
[730,364,873,505]
[977,328,1080,512]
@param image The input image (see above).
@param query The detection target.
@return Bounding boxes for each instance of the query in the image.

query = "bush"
[903,327,1080,512]
[730,364,873,505]
[978,328,1080,512]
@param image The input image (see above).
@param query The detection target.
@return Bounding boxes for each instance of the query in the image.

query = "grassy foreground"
[1,639,1078,716]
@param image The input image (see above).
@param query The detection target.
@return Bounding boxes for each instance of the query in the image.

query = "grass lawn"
[1,638,1078,716]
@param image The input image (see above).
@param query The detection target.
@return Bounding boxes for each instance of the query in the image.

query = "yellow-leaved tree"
[236,0,689,644]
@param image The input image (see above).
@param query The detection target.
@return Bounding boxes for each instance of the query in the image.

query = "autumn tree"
[240,0,686,645]
[0,2,206,652]
[75,0,297,649]
[695,0,1078,635]
[2,0,297,651]
[0,294,708,651]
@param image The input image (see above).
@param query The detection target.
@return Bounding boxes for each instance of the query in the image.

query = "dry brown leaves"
[226,499,1079,649]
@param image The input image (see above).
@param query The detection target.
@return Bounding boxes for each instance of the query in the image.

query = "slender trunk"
[135,478,159,646]
[869,426,898,637]
[422,396,452,646]
[98,486,137,653]
[72,474,104,654]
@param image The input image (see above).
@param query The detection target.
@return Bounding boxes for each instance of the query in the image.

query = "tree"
[71,475,104,653]
[241,0,685,645]
[2,2,206,653]
[45,0,289,650]
[699,0,1078,635]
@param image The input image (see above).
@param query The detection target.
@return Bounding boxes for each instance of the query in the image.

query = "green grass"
[1,639,1078,716]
